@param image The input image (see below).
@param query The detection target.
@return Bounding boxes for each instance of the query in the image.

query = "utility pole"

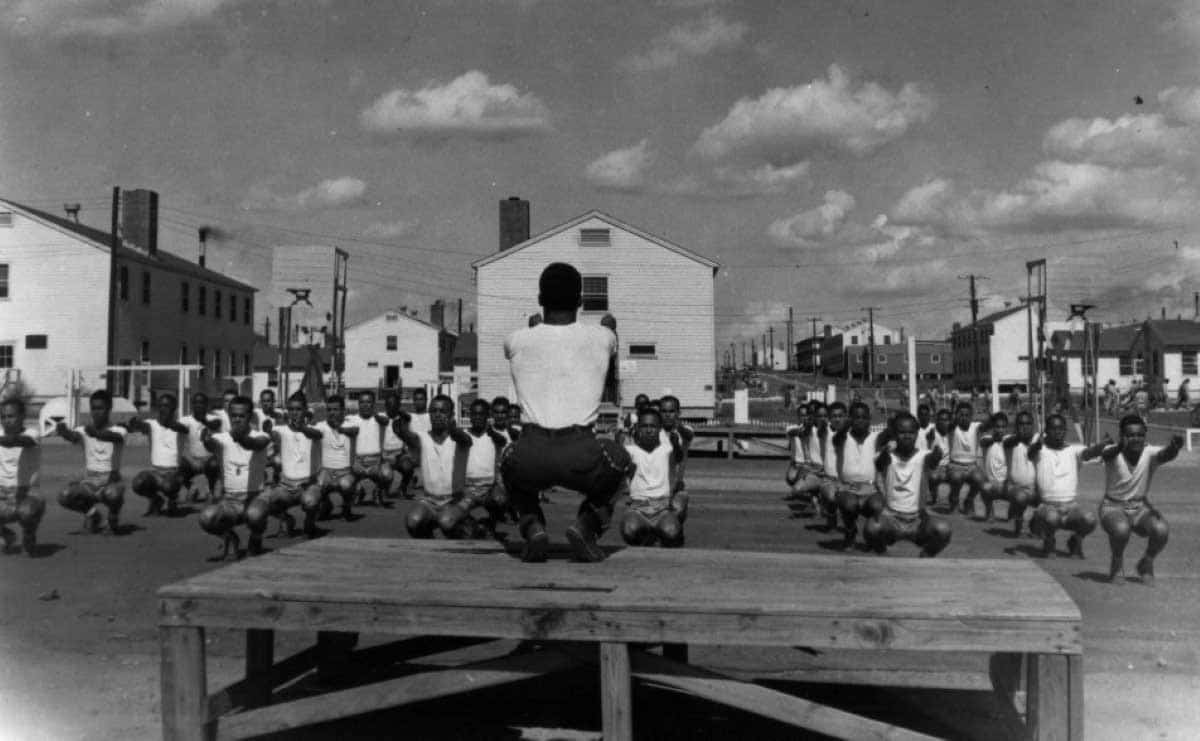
[768,326,775,369]
[1026,259,1048,425]
[786,307,794,370]
[106,186,120,393]
[809,317,820,377]
[958,274,989,389]
[860,307,879,383]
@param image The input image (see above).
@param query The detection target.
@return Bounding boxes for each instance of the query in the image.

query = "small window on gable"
[25,334,47,349]
[0,212,13,227]
[579,228,610,246]
[883,336,891,345]
[386,335,397,351]
[403,361,413,369]
[629,344,656,358]
[850,336,858,345]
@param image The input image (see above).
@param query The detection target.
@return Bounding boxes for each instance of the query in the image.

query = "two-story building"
[950,304,1069,392]
[341,308,446,393]
[472,199,720,416]
[0,191,256,404]
[1047,324,1140,393]
[817,320,902,379]
[1129,319,1200,395]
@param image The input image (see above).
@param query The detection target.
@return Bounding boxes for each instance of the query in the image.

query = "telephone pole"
[808,317,821,376]
[786,307,794,370]
[958,274,989,388]
[768,326,775,369]
[860,307,880,383]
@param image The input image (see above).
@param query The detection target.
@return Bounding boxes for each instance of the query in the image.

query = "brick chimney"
[499,196,530,251]
[429,299,445,329]
[121,189,158,257]
[823,324,832,337]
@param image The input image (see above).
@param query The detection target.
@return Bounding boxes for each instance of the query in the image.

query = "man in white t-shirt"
[620,408,686,547]
[832,401,888,549]
[312,396,360,523]
[127,394,189,516]
[255,389,282,486]
[1027,415,1105,558]
[393,395,476,538]
[344,390,394,507]
[0,398,45,556]
[381,391,410,498]
[500,262,632,563]
[863,412,950,557]
[178,392,222,503]
[461,399,511,531]
[267,392,322,539]
[198,396,272,559]
[946,401,987,515]
[55,390,128,534]
[976,412,1009,522]
[1099,415,1182,585]
[1001,411,1039,537]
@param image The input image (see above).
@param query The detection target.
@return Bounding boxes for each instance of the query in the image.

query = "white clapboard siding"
[475,213,717,411]
[343,310,442,390]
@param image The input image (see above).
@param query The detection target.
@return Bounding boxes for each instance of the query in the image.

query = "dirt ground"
[2,440,1198,740]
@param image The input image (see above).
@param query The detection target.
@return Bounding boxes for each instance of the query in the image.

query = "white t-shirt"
[823,432,839,478]
[1035,444,1086,504]
[505,322,617,429]
[252,408,279,432]
[0,428,40,488]
[1006,436,1038,488]
[276,425,317,481]
[804,428,825,467]
[210,409,232,434]
[983,440,1007,483]
[929,428,950,458]
[882,450,932,515]
[212,431,269,493]
[625,441,672,504]
[76,425,127,473]
[145,418,182,468]
[417,430,459,501]
[1103,445,1163,503]
[785,424,806,463]
[949,422,983,464]
[314,421,354,470]
[839,431,880,485]
[465,429,497,480]
[383,415,407,452]
[180,415,218,459]
[344,414,385,457]
[916,423,936,452]
[409,412,432,436]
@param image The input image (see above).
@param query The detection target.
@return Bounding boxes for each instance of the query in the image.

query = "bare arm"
[0,432,37,448]
[1156,435,1185,465]
[233,431,271,452]
[486,429,508,449]
[167,420,189,435]
[200,428,220,454]
[391,413,420,451]
[125,416,149,435]
[1079,440,1108,462]
[90,427,126,444]
[301,425,323,441]
[449,427,473,448]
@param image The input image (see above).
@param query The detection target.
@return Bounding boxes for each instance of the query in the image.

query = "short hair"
[892,411,917,430]
[1015,411,1033,423]
[828,401,847,413]
[807,400,827,414]
[358,390,375,402]
[326,395,345,408]
[430,393,455,410]
[223,388,238,396]
[90,389,113,408]
[660,394,680,408]
[191,391,208,403]
[1,397,26,417]
[470,398,491,414]
[634,394,650,405]
[538,262,582,311]
[287,391,308,405]
[917,403,931,414]
[955,401,973,413]
[158,393,178,406]
[412,387,428,398]
[638,408,663,425]
[1119,414,1146,433]
[229,395,254,411]
[1045,413,1066,427]
[849,401,871,417]
[259,389,275,399]
[989,412,1008,425]
[491,395,510,409]
[936,408,952,418]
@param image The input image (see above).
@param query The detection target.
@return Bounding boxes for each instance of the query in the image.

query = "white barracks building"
[473,198,720,417]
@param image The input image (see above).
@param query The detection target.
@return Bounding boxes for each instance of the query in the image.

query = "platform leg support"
[601,642,632,741]
[161,625,212,741]
[1026,653,1082,741]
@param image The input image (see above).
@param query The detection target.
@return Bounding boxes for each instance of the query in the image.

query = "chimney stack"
[63,203,81,223]
[121,189,158,257]
[823,324,832,337]
[1162,306,1167,319]
[499,196,530,251]
[429,299,445,329]
[197,227,208,267]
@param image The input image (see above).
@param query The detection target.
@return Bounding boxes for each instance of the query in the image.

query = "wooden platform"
[158,538,1083,740]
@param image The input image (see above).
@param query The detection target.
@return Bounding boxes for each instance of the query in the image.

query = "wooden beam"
[244,630,273,709]
[631,651,939,741]
[208,645,319,720]
[160,626,212,741]
[1026,653,1083,741]
[215,645,579,740]
[350,636,498,669]
[600,643,632,741]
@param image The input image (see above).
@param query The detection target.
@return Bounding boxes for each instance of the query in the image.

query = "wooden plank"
[717,648,998,690]
[600,643,632,741]
[160,596,1080,654]
[631,651,939,741]
[160,626,212,741]
[244,629,273,709]
[208,646,318,719]
[158,539,1081,624]
[215,645,579,740]
[1027,653,1082,741]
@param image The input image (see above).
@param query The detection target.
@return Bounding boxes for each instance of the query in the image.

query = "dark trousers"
[500,425,631,533]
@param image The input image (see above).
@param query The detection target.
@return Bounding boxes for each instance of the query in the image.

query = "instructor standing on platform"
[501,262,631,563]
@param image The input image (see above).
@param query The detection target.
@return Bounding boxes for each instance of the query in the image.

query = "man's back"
[505,322,616,429]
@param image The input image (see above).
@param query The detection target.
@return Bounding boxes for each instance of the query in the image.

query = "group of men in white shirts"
[786,396,1183,582]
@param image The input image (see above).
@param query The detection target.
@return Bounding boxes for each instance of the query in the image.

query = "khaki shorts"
[1100,498,1157,533]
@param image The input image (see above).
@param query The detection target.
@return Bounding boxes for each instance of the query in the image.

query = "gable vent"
[579,228,610,246]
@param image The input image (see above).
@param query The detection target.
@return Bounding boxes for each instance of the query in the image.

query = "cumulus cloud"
[767,190,856,247]
[693,64,935,162]
[360,71,551,139]
[2,0,243,38]
[623,13,747,72]
[243,177,367,212]
[363,218,420,239]
[663,160,811,197]
[1158,85,1200,124]
[1042,114,1193,167]
[585,140,655,191]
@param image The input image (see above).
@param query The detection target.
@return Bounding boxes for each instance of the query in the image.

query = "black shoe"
[841,527,857,550]
[1067,534,1084,559]
[565,523,606,562]
[21,530,36,557]
[1108,556,1124,584]
[521,521,549,563]
[248,533,264,556]
[1136,556,1155,586]
[1,527,16,554]
[1041,533,1056,558]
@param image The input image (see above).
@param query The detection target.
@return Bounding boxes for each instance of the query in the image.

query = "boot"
[520,518,549,563]
[565,508,606,563]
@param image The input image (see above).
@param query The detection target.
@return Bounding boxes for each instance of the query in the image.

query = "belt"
[522,424,593,438]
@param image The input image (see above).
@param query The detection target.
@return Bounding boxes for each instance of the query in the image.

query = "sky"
[5,0,1200,353]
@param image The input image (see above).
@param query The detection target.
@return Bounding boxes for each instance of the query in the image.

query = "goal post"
[50,364,202,431]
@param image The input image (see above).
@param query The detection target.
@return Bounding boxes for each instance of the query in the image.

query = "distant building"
[1129,319,1200,394]
[950,304,1069,391]
[472,200,720,415]
[341,308,447,392]
[251,335,331,400]
[1048,324,1139,392]
[0,191,256,403]
[817,319,902,379]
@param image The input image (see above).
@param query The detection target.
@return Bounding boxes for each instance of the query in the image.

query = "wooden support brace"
[600,642,632,741]
[244,629,274,709]
[161,626,212,741]
[216,645,580,740]
[631,650,939,741]
[208,645,318,720]
[1026,653,1083,741]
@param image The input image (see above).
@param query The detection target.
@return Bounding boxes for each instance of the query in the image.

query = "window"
[244,354,251,376]
[386,335,398,351]
[140,340,150,363]
[367,361,379,368]
[0,264,8,299]
[213,349,221,378]
[181,282,190,312]
[198,286,207,315]
[118,266,129,301]
[883,336,891,345]
[579,228,611,246]
[180,343,188,365]
[1184,351,1198,376]
[214,290,222,319]
[930,353,941,364]
[878,354,888,365]
[244,297,251,325]
[629,344,656,358]
[228,352,236,377]
[850,336,859,345]
[0,344,12,368]
[581,276,608,311]
[198,347,206,378]
[1135,354,1145,375]
[1119,354,1132,376]
[403,361,413,369]
[25,334,47,349]
[0,212,12,227]
[229,293,237,323]
[141,271,151,304]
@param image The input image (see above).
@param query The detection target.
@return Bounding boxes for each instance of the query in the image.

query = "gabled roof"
[1050,324,1139,355]
[1,198,256,292]
[344,307,450,334]
[470,210,720,272]
[1142,319,1200,347]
